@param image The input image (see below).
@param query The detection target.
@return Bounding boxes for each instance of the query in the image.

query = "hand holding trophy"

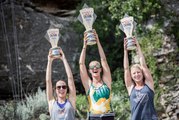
[119,14,137,50]
[45,27,61,58]
[78,4,97,45]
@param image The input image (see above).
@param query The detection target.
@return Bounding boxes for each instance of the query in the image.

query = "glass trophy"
[78,4,97,45]
[45,28,61,57]
[119,14,137,50]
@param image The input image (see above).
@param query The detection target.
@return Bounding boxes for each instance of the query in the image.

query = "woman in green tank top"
[79,29,114,119]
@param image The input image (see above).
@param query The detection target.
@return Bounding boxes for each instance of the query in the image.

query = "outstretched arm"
[59,49,76,109]
[46,50,55,112]
[135,38,154,91]
[79,35,91,93]
[95,30,112,89]
[124,38,134,95]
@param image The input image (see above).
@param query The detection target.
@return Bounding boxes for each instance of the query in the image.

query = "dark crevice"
[30,0,81,10]
[16,0,81,17]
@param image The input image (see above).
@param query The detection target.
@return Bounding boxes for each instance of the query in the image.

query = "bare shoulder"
[48,99,55,113]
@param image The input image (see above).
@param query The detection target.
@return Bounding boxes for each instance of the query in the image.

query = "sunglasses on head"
[89,64,101,69]
[56,85,67,90]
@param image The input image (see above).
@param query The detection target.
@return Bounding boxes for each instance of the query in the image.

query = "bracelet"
[79,62,84,65]
[124,67,129,70]
[83,47,86,49]
[101,58,106,61]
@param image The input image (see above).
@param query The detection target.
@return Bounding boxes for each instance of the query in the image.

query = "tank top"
[87,82,112,114]
[130,84,158,120]
[50,99,75,120]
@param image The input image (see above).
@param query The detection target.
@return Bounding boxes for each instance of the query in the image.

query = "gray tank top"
[50,99,75,120]
[129,84,158,120]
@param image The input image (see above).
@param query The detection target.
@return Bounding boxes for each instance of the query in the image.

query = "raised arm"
[123,38,134,95]
[135,38,154,91]
[79,35,91,93]
[46,50,55,109]
[94,30,112,89]
[59,49,76,109]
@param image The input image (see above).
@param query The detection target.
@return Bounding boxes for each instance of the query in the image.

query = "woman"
[123,38,158,120]
[46,48,76,120]
[79,30,114,119]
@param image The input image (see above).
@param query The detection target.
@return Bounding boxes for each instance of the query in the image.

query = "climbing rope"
[11,0,24,100]
[0,0,23,100]
[10,0,23,100]
[0,1,17,101]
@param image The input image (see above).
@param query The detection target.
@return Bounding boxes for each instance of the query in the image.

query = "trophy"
[119,14,137,50]
[45,28,61,57]
[78,4,97,45]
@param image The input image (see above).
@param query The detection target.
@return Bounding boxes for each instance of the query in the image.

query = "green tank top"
[87,82,112,114]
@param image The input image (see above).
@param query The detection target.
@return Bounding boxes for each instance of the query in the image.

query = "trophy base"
[51,47,61,56]
[127,37,136,50]
[87,40,96,45]
[85,29,97,46]
[127,45,136,50]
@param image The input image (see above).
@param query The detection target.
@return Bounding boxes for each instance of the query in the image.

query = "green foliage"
[139,24,162,52]
[112,68,125,94]
[107,0,161,34]
[111,68,131,119]
[76,94,88,119]
[108,0,161,20]
[172,23,179,46]
[112,94,130,120]
[16,88,49,120]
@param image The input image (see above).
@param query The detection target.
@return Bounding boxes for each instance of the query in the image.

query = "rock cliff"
[0,0,82,99]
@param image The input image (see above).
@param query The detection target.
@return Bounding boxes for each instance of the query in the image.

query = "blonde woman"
[124,38,158,120]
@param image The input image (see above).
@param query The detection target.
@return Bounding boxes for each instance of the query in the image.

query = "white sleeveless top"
[50,99,75,120]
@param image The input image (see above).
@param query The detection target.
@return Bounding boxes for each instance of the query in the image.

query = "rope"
[0,0,24,101]
[0,2,17,100]
[10,0,23,100]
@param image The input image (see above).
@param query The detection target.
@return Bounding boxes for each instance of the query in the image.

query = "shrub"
[16,88,49,120]
[0,88,49,120]
[0,101,16,120]
[76,94,88,119]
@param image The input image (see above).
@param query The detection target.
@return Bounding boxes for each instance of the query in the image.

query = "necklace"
[57,99,67,108]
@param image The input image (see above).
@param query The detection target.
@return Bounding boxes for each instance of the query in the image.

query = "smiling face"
[130,65,144,84]
[55,80,67,99]
[89,61,102,78]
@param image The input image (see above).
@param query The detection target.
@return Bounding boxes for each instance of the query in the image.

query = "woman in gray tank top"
[46,48,76,120]
[123,37,158,120]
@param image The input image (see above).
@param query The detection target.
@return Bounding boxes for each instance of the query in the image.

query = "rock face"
[153,35,179,120]
[0,0,82,99]
[154,0,179,119]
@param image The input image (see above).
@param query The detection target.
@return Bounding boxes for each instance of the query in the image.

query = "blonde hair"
[130,64,145,83]
[89,60,100,66]
[130,64,142,71]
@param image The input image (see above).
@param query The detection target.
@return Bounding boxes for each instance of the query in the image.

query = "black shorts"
[88,112,115,120]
